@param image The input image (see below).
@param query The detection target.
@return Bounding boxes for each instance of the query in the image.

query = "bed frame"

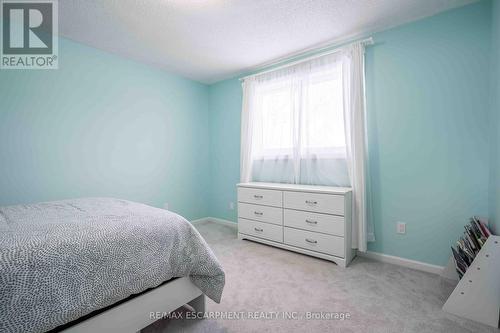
[60,277,205,333]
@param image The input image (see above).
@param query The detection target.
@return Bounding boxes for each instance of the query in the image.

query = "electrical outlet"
[397,222,406,234]
[163,202,169,210]
[229,202,234,210]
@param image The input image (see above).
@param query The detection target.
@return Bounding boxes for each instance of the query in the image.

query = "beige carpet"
[143,221,499,333]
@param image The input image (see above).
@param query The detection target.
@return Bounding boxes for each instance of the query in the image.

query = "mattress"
[0,198,225,333]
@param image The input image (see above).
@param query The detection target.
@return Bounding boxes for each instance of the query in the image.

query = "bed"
[0,198,225,333]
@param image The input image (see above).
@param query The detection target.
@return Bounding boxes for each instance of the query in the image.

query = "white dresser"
[237,182,355,267]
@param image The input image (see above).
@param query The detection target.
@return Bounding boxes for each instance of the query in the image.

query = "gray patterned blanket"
[0,198,225,333]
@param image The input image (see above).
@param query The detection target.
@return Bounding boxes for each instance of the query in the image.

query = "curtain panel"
[240,41,374,251]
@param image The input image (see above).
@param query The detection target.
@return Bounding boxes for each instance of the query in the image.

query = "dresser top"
[237,182,352,194]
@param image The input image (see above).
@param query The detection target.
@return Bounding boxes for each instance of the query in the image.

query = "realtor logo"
[1,0,58,69]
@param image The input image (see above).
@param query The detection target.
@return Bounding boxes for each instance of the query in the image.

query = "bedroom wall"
[207,1,492,266]
[0,38,211,221]
[364,1,490,265]
[489,0,500,235]
[208,79,242,222]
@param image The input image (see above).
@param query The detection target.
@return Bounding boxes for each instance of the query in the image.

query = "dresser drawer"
[238,203,282,225]
[238,218,283,242]
[284,191,344,215]
[238,187,282,207]
[284,227,344,257]
[284,209,344,236]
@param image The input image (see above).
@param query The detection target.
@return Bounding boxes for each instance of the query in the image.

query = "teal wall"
[364,2,490,265]
[490,0,500,234]
[0,38,210,221]
[207,1,492,266]
[208,79,242,222]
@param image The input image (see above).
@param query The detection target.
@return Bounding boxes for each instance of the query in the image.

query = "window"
[251,62,346,160]
[241,41,374,250]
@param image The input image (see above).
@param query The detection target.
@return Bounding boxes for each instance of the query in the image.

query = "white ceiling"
[59,0,477,84]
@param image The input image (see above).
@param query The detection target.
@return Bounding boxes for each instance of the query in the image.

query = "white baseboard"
[358,251,444,275]
[191,217,237,229]
[190,217,210,224]
[192,217,445,276]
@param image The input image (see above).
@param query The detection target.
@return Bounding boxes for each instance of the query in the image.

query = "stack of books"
[451,217,492,279]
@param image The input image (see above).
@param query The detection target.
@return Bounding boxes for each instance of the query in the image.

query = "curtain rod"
[239,37,373,82]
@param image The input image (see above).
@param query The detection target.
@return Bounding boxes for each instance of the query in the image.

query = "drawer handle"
[305,200,318,205]
[254,211,263,216]
[254,227,264,232]
[254,195,263,199]
[305,219,318,225]
[305,238,318,244]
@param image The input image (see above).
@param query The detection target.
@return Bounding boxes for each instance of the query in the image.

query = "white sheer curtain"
[342,42,375,250]
[240,41,374,250]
